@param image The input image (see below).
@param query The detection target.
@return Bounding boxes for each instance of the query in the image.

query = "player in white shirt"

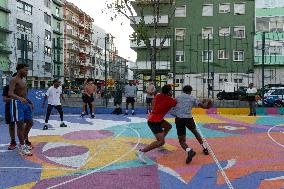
[246,83,258,116]
[42,79,67,130]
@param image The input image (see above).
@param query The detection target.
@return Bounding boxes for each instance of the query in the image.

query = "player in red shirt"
[136,84,177,163]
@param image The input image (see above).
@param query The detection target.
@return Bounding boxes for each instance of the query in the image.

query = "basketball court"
[0,114,284,189]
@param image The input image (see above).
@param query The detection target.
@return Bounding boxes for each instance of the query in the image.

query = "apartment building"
[7,0,64,88]
[0,0,12,86]
[63,1,94,85]
[254,0,284,86]
[130,0,255,97]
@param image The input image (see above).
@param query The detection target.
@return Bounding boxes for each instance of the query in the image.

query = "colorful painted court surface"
[0,114,284,189]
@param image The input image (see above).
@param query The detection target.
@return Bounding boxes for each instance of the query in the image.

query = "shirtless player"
[9,63,33,156]
[81,78,97,118]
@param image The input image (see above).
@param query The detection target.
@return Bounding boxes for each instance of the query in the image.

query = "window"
[17,19,32,33]
[256,18,269,32]
[270,20,284,32]
[176,51,185,62]
[175,28,186,40]
[56,22,61,31]
[202,50,213,62]
[45,30,51,41]
[44,13,51,25]
[233,50,244,61]
[17,39,33,51]
[202,4,213,16]
[44,0,51,8]
[270,41,283,55]
[175,6,186,17]
[44,62,52,72]
[218,50,229,59]
[44,46,52,56]
[56,7,60,17]
[219,27,230,36]
[202,27,213,39]
[17,0,32,15]
[219,3,230,13]
[233,26,245,38]
[234,79,243,83]
[234,3,245,15]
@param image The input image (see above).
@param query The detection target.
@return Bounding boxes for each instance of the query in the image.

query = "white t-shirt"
[246,88,257,96]
[46,86,62,105]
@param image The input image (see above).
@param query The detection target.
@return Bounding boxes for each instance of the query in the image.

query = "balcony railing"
[130,38,171,48]
[130,61,170,70]
[131,15,169,25]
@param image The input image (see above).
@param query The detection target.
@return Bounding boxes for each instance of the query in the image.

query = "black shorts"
[146,97,153,104]
[148,120,166,134]
[5,108,12,124]
[175,117,196,136]
[82,94,94,103]
[126,97,135,104]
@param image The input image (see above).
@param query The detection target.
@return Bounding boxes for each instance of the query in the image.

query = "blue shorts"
[10,100,33,122]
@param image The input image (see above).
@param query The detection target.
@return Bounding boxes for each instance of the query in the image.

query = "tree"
[104,0,176,86]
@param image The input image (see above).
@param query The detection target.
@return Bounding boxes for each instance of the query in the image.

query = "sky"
[67,0,137,62]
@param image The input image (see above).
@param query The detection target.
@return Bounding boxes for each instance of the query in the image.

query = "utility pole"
[207,34,210,98]
[151,0,158,87]
[261,32,265,107]
[172,17,176,97]
[104,36,108,108]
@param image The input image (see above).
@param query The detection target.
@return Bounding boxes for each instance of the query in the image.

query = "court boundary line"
[267,124,284,149]
[197,125,234,189]
[47,125,141,189]
[0,125,133,172]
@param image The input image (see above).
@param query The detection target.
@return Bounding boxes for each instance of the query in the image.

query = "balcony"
[131,15,169,26]
[0,44,12,54]
[52,0,63,7]
[66,29,80,40]
[0,2,10,13]
[133,0,173,5]
[53,29,63,35]
[52,13,63,21]
[67,43,79,53]
[130,38,171,48]
[66,15,80,27]
[130,61,170,70]
[0,26,12,33]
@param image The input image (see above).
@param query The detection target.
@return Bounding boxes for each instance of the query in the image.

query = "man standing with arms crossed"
[42,79,67,130]
[124,80,137,115]
[146,79,156,114]
[9,64,33,156]
[246,83,257,116]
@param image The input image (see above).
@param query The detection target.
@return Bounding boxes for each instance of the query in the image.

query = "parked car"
[217,87,248,100]
[256,87,284,107]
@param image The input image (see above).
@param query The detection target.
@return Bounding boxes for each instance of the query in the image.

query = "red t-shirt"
[148,93,177,122]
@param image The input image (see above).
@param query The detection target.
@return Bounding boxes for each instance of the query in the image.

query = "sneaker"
[135,150,147,164]
[203,148,209,155]
[81,112,87,117]
[124,112,128,115]
[43,125,48,130]
[186,150,196,164]
[8,143,17,150]
[25,140,34,150]
[60,123,67,127]
[19,145,33,156]
[91,114,96,118]
[132,112,136,115]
